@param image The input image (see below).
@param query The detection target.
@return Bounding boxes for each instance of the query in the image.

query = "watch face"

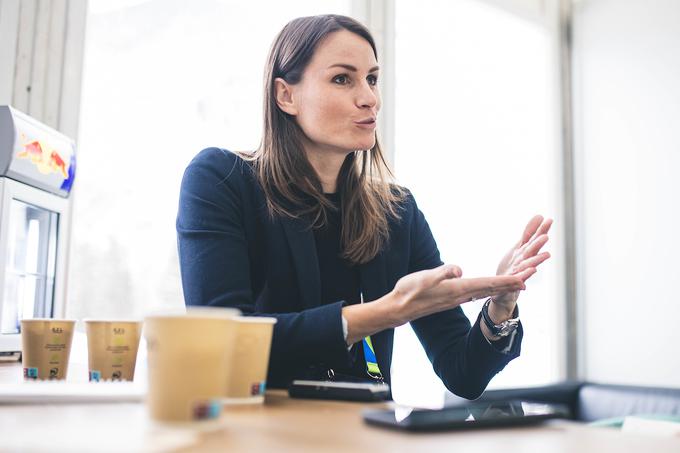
[497,320,519,337]
[497,326,511,337]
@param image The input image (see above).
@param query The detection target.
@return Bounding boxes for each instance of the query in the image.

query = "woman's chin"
[352,139,376,151]
[322,138,376,153]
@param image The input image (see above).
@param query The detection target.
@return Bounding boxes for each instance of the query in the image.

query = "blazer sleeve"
[405,191,523,400]
[176,148,352,376]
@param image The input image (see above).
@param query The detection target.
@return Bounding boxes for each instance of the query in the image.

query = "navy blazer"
[176,148,522,399]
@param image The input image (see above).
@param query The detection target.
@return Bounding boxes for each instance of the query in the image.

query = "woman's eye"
[332,74,349,85]
[332,74,378,86]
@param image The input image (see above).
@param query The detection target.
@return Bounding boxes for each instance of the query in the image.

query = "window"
[391,0,563,399]
[71,0,351,319]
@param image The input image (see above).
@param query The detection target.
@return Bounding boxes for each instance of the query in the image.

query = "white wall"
[572,0,680,387]
[0,0,87,138]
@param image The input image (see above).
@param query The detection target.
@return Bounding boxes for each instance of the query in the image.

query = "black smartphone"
[363,400,570,431]
[288,379,391,402]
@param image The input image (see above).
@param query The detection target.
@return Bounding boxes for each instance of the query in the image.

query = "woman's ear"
[274,78,298,116]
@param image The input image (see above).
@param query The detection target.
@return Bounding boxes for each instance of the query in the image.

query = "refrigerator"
[0,105,76,355]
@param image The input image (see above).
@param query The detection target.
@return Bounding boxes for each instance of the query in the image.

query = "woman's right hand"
[389,264,533,324]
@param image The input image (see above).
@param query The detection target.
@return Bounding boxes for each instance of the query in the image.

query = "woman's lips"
[354,120,376,129]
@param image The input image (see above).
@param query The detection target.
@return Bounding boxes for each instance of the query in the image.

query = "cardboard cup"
[85,320,143,382]
[225,316,277,404]
[20,319,76,380]
[144,307,239,423]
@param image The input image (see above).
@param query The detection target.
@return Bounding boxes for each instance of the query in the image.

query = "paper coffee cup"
[225,316,277,403]
[145,307,240,422]
[20,319,76,380]
[85,320,143,382]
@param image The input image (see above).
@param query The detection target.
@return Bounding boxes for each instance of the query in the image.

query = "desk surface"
[1,361,680,452]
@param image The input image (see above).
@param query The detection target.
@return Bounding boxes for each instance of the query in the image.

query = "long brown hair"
[244,14,405,265]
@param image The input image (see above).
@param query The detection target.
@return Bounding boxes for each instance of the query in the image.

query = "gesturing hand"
[492,215,553,317]
[390,264,533,324]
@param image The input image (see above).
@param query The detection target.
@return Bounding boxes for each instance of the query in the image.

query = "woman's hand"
[344,263,531,345]
[490,215,553,321]
[388,264,532,325]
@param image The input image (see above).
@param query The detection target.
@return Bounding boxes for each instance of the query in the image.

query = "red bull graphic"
[16,134,75,193]
[50,150,68,178]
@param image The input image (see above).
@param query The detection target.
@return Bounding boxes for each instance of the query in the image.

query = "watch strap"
[481,298,520,338]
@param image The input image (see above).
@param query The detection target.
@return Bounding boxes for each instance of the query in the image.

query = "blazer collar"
[280,214,321,310]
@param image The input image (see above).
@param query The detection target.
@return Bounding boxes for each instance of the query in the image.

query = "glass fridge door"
[1,199,59,334]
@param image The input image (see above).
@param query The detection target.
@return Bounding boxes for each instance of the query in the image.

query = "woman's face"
[276,30,381,155]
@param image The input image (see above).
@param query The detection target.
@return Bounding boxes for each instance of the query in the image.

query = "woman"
[177,14,551,399]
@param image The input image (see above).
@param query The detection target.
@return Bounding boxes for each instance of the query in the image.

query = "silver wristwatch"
[481,298,520,338]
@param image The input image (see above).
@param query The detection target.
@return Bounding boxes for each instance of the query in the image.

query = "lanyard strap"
[362,335,383,378]
[360,291,383,380]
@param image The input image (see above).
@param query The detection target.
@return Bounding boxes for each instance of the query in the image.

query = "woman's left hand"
[491,215,553,319]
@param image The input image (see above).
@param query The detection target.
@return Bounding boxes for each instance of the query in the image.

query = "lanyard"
[360,291,384,381]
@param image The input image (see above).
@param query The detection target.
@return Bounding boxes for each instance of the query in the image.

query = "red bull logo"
[17,135,70,179]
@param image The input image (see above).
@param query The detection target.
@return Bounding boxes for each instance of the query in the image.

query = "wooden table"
[1,361,680,452]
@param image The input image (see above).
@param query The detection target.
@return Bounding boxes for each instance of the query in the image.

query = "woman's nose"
[356,82,378,109]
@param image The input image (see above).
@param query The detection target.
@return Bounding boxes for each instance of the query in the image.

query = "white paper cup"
[225,316,277,404]
[145,307,240,422]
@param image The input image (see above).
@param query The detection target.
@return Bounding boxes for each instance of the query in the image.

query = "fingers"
[522,234,549,259]
[514,251,550,274]
[518,216,552,258]
[431,264,463,285]
[525,217,553,247]
[515,267,537,282]
[395,264,464,298]
[535,217,553,240]
[519,215,544,246]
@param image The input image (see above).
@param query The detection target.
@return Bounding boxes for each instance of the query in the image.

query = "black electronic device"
[363,400,570,431]
[288,379,391,402]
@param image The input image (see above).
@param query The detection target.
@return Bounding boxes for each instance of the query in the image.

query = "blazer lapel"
[280,215,321,310]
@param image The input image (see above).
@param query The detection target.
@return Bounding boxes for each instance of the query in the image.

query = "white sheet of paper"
[0,380,146,404]
[622,416,680,438]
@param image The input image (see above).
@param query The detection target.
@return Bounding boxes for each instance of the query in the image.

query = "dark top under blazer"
[176,148,523,399]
